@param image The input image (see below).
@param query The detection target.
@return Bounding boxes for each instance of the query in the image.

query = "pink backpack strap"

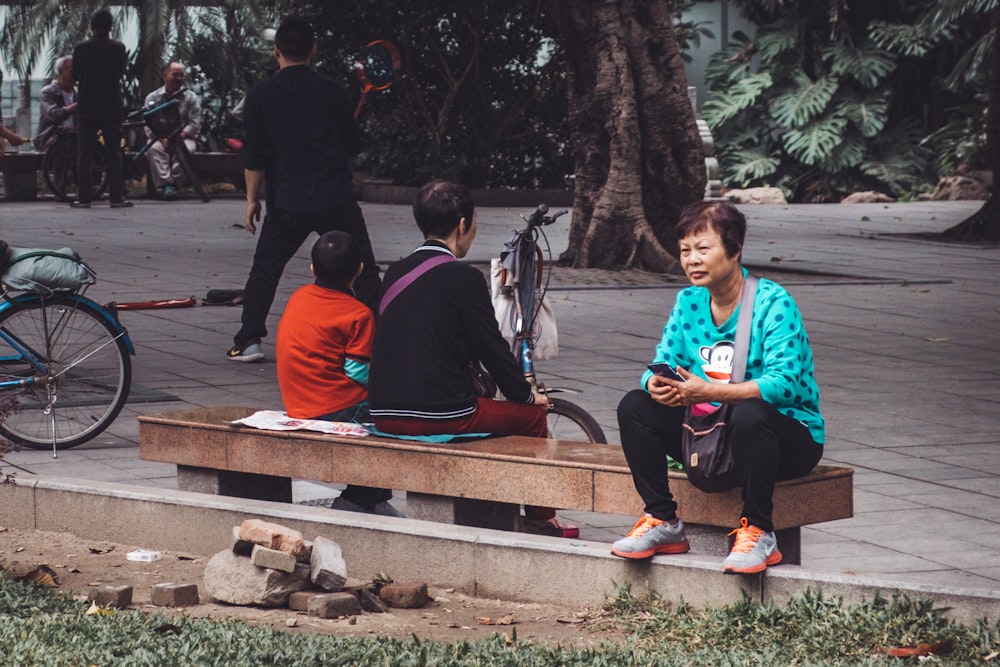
[378,254,455,316]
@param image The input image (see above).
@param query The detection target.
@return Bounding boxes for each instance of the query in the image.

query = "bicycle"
[0,245,135,456]
[495,205,607,444]
[41,97,208,202]
[41,129,109,202]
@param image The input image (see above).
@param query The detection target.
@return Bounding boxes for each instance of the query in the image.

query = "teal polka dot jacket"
[640,268,825,444]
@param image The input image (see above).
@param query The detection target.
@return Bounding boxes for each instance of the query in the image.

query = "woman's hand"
[646,367,712,407]
[532,388,551,410]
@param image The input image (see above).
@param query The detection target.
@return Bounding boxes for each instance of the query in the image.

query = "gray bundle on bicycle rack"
[0,246,96,294]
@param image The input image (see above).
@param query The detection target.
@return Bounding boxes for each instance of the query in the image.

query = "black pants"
[77,112,125,203]
[317,403,391,508]
[617,390,823,532]
[235,200,381,346]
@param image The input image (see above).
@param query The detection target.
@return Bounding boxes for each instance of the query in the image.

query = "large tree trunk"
[553,0,706,271]
[943,3,1000,242]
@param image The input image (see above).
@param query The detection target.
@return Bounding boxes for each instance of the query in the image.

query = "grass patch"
[1,574,997,666]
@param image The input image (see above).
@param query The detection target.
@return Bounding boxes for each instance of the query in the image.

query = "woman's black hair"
[675,200,746,259]
[412,180,475,239]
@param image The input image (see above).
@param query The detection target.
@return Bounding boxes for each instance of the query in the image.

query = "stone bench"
[137,406,853,564]
[0,151,43,200]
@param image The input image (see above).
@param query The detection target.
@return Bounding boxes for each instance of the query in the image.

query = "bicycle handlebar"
[523,204,568,230]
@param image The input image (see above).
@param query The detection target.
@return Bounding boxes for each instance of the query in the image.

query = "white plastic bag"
[490,257,558,360]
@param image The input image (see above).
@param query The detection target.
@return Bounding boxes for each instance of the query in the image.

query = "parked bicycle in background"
[493,205,607,443]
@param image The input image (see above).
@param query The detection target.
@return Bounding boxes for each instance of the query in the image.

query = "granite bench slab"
[138,406,853,563]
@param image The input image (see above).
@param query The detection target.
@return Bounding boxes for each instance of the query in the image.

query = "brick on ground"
[88,584,133,608]
[151,582,200,607]
[288,590,326,612]
[379,582,428,609]
[308,592,361,619]
[251,544,297,573]
[238,519,308,559]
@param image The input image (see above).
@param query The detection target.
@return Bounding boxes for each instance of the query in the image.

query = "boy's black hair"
[413,180,475,239]
[311,231,361,286]
[275,15,315,62]
[91,8,113,33]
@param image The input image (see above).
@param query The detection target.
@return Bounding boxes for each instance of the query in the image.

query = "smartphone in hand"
[647,363,685,382]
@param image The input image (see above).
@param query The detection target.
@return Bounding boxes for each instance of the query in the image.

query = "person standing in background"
[71,8,132,208]
[228,15,379,362]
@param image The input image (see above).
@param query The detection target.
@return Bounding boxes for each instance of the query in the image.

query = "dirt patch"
[0,527,625,647]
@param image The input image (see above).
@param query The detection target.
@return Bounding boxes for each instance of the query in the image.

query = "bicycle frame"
[499,205,566,392]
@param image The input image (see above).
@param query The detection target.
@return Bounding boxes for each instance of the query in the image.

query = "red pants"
[375,398,554,520]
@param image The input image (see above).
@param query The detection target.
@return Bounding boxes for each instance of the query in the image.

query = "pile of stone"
[202,519,427,619]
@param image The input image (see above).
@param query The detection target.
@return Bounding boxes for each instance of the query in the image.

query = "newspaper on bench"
[229,410,369,437]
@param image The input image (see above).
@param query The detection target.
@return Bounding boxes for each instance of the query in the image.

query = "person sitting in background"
[34,56,78,151]
[612,200,824,573]
[275,230,401,517]
[0,72,27,153]
[143,61,201,200]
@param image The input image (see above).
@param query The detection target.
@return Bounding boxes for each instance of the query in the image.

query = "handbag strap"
[378,253,454,316]
[730,274,759,384]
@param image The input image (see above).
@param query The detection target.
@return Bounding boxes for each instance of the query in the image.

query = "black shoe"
[110,200,134,209]
[70,200,91,209]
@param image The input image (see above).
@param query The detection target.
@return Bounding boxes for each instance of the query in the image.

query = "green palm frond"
[929,0,998,30]
[704,37,754,88]
[841,89,889,137]
[943,31,994,89]
[820,130,865,172]
[754,18,800,63]
[724,148,781,187]
[868,21,938,57]
[862,119,932,192]
[824,42,897,88]
[702,72,773,129]
[781,111,848,165]
[768,72,839,128]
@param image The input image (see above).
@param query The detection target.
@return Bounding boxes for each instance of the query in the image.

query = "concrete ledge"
[0,475,995,625]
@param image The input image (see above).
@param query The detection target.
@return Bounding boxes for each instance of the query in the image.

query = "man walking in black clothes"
[71,8,132,209]
[228,15,380,362]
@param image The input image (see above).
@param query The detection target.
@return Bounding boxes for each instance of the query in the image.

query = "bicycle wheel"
[547,396,606,444]
[173,139,210,202]
[41,134,108,202]
[0,295,131,449]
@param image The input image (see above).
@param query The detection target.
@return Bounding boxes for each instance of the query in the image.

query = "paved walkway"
[1,196,997,596]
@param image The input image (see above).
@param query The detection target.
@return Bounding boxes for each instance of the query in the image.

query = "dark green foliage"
[703,3,934,201]
[283,0,572,189]
[2,573,998,666]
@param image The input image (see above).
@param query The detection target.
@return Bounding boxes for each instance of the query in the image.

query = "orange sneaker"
[722,517,782,574]
[611,515,690,559]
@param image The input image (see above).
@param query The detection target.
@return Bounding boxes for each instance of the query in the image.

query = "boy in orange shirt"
[276,230,401,517]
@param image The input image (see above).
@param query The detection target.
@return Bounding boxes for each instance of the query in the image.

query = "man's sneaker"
[332,496,405,518]
[162,184,178,201]
[611,515,690,559]
[722,517,782,574]
[226,340,264,362]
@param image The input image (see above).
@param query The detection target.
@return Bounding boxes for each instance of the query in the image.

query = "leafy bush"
[702,5,933,201]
